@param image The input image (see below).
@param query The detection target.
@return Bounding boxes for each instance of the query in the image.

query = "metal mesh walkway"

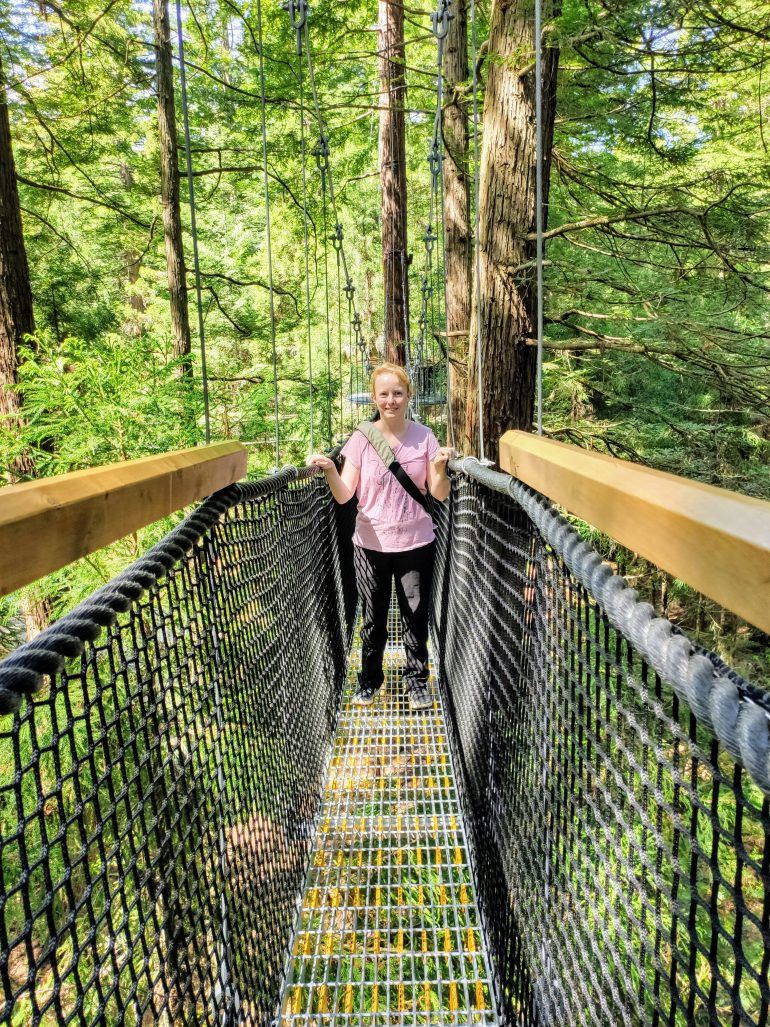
[277,603,499,1026]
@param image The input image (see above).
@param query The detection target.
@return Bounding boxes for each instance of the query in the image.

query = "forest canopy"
[1,0,769,653]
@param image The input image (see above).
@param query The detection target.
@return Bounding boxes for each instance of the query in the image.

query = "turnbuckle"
[428,137,442,187]
[352,313,365,353]
[313,133,330,173]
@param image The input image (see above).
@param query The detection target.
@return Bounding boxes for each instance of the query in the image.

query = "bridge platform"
[277,608,499,1025]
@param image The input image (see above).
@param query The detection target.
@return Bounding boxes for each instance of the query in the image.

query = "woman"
[307,363,454,710]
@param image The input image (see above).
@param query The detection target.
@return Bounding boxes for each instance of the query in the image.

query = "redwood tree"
[0,59,51,637]
[442,0,471,442]
[463,0,559,461]
[0,106,34,460]
[378,0,408,365]
[153,0,192,370]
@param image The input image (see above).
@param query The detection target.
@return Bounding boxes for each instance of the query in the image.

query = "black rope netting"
[432,463,770,1027]
[1,461,768,1026]
[0,470,355,1027]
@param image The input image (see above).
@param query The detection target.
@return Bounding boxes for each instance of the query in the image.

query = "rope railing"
[0,455,768,1025]
[0,470,356,1026]
[434,458,770,1026]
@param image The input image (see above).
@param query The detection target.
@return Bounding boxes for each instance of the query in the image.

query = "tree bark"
[442,0,471,445]
[378,0,408,366]
[153,0,192,370]
[0,89,35,474]
[463,0,559,462]
[120,164,147,326]
[0,57,52,637]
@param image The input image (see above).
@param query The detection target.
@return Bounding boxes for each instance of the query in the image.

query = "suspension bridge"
[1,431,769,1026]
[2,1,770,1025]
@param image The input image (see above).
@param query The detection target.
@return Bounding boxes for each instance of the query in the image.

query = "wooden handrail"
[0,443,247,597]
[499,430,770,634]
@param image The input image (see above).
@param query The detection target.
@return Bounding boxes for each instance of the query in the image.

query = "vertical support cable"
[335,226,344,436]
[535,0,545,436]
[304,24,364,431]
[297,17,314,451]
[283,1,314,450]
[470,0,484,460]
[431,0,453,445]
[255,0,281,467]
[174,0,211,444]
[319,154,333,446]
[436,91,454,448]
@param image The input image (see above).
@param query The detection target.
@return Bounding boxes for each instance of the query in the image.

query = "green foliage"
[16,330,198,471]
[1,0,768,649]
[543,0,770,493]
[1,5,768,1020]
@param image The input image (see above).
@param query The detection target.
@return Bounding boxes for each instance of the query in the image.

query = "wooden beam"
[499,430,770,634]
[0,443,247,597]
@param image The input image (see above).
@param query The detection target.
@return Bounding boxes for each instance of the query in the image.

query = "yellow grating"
[276,602,499,1026]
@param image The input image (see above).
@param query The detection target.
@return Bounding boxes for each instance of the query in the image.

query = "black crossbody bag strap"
[355,422,430,512]
[388,461,429,511]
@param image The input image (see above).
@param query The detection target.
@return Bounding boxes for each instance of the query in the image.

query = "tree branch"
[16,175,151,229]
[196,271,301,317]
[524,205,702,242]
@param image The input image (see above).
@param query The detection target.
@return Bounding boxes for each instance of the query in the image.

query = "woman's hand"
[307,453,359,504]
[433,446,457,471]
[428,447,456,501]
[306,453,336,472]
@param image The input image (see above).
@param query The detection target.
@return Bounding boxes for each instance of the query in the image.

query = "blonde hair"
[369,362,412,398]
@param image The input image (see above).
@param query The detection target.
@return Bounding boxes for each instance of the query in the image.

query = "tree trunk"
[378,0,408,366]
[153,0,192,370]
[463,0,559,462]
[0,57,52,636]
[442,0,471,446]
[126,251,147,313]
[121,164,147,326]
[0,82,35,477]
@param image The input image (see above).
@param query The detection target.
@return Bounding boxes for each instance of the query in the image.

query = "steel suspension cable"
[318,143,333,446]
[469,0,485,460]
[300,55,315,450]
[304,21,368,435]
[534,1,551,955]
[535,0,544,436]
[430,0,454,445]
[302,24,367,432]
[255,0,281,466]
[173,0,211,444]
[414,224,431,416]
[304,30,362,350]
[531,0,553,940]
[423,171,439,414]
[334,224,344,436]
[428,226,437,367]
[345,276,355,431]
[284,2,315,451]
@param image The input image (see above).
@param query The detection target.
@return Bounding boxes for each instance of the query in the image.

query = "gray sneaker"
[352,683,382,706]
[408,683,432,711]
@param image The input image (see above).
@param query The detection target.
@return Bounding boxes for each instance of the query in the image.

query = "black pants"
[353,542,436,691]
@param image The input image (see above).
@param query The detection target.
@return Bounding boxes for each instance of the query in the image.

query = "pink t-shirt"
[341,422,440,552]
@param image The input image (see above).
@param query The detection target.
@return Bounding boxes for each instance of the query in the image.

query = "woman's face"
[372,372,409,421]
